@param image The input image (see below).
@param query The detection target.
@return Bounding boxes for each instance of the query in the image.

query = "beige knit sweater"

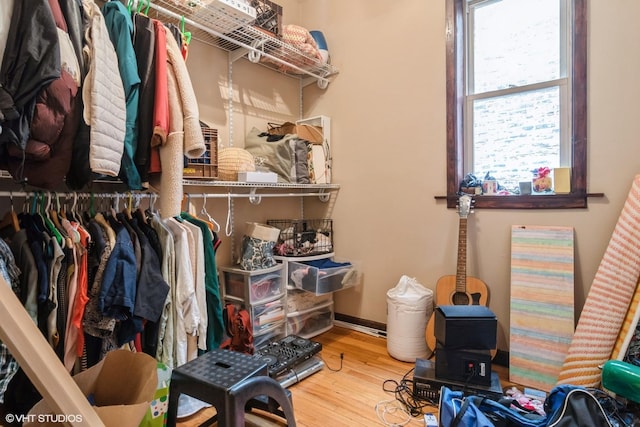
[153,33,206,217]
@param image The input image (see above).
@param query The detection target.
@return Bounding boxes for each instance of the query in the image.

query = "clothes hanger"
[59,194,69,220]
[49,192,67,239]
[64,193,75,223]
[42,192,64,246]
[89,192,97,218]
[123,192,133,220]
[93,207,117,250]
[225,191,233,237]
[181,16,192,46]
[175,193,188,223]
[110,193,121,221]
[145,193,158,220]
[0,191,21,234]
[137,0,150,16]
[26,192,43,233]
[200,193,220,233]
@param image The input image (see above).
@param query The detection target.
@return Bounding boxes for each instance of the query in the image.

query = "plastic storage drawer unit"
[254,322,287,350]
[286,288,333,313]
[275,252,335,291]
[225,294,286,335]
[286,301,334,338]
[288,258,358,295]
[220,264,284,304]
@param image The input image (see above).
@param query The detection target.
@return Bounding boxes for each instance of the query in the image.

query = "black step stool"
[166,349,296,426]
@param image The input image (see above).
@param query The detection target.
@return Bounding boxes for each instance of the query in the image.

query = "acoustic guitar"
[425,194,490,355]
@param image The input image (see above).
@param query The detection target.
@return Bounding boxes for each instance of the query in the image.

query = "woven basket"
[218,147,256,181]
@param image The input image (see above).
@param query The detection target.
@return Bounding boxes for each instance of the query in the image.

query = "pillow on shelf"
[281,24,323,65]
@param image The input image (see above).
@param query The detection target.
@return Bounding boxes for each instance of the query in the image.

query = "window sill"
[435,193,605,209]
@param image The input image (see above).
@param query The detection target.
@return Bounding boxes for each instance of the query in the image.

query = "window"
[446,0,587,209]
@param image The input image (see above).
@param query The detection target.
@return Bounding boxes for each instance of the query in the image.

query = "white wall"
[293,0,640,351]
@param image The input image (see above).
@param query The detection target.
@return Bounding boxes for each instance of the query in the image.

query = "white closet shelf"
[148,0,338,89]
[182,180,338,189]
[182,181,339,204]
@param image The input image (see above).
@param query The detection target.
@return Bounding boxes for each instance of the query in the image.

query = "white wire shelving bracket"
[147,0,338,89]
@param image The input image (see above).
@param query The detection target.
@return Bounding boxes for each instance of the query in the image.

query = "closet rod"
[0,191,156,199]
[187,192,333,199]
[0,191,333,200]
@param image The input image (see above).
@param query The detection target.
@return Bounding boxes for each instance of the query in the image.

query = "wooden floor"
[177,326,513,426]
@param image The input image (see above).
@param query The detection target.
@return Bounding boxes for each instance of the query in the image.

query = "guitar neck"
[455,217,467,292]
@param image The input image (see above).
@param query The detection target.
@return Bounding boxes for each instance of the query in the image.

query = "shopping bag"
[139,363,171,427]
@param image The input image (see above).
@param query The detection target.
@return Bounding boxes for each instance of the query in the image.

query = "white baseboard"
[333,320,387,339]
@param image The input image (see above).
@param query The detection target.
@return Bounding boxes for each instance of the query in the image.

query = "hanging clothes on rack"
[147,208,176,368]
[133,1,157,189]
[81,0,126,180]
[83,211,118,365]
[59,0,92,190]
[8,227,39,325]
[177,213,207,354]
[4,0,81,190]
[47,227,65,350]
[121,209,170,357]
[0,190,235,393]
[163,217,199,366]
[148,19,169,175]
[61,216,79,371]
[0,238,22,405]
[181,211,224,350]
[150,31,205,217]
[97,209,137,334]
[102,0,142,190]
[67,218,91,364]
[0,0,59,160]
[0,0,15,61]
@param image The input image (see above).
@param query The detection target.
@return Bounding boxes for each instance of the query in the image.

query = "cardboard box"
[26,350,158,427]
[268,122,324,144]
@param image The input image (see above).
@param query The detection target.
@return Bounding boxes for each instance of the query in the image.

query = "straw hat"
[218,147,256,181]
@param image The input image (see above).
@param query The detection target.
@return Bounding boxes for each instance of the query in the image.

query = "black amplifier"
[412,358,502,402]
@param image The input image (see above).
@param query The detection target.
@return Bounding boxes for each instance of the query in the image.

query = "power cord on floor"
[374,399,413,427]
[320,352,344,372]
[381,366,438,419]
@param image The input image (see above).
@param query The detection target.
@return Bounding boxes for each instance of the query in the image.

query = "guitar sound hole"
[452,292,469,305]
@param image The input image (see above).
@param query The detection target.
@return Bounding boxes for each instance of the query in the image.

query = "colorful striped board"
[557,174,640,387]
[510,225,575,392]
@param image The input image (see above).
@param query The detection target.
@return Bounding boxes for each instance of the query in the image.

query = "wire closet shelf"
[147,0,338,88]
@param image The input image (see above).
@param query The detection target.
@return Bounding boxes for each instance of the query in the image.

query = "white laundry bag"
[386,275,433,362]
